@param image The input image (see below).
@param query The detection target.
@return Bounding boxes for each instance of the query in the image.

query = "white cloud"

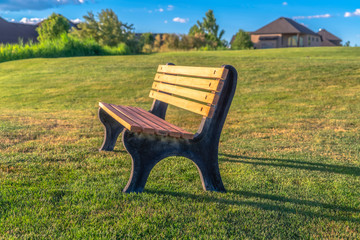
[71,18,81,24]
[19,17,44,24]
[164,20,168,24]
[282,2,288,6]
[57,0,85,3]
[293,14,332,19]
[173,17,189,23]
[150,5,174,13]
[344,9,360,17]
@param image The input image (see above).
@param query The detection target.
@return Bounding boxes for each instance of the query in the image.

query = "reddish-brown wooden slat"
[122,106,173,137]
[110,104,155,134]
[130,107,182,138]
[99,102,142,132]
[134,107,194,139]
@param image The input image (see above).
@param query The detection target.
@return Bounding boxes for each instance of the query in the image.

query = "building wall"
[251,33,321,49]
[251,34,281,49]
[304,34,321,47]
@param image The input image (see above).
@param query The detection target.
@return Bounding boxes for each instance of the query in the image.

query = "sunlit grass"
[0,47,359,238]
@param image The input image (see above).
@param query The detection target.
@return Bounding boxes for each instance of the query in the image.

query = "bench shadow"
[112,150,127,153]
[219,153,360,177]
[145,189,360,223]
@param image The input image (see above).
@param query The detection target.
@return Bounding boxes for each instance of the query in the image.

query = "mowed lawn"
[0,47,359,239]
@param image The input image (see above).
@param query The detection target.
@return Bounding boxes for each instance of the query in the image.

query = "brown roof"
[252,17,318,35]
[317,29,341,41]
[0,17,38,44]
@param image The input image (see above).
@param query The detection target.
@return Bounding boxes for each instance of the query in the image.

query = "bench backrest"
[149,65,229,118]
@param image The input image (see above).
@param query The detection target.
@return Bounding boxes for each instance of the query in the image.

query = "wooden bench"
[98,63,237,193]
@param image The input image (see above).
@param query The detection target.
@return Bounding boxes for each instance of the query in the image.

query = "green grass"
[0,47,359,239]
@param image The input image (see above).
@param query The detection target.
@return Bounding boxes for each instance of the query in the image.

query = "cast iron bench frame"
[98,63,237,193]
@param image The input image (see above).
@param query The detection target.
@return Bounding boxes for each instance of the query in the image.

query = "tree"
[344,41,350,47]
[231,29,253,50]
[36,13,70,42]
[140,33,155,53]
[72,9,134,47]
[189,10,225,48]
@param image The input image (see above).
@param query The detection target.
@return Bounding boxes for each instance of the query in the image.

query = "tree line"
[36,9,253,53]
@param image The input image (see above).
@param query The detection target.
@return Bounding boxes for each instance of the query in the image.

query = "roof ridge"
[252,17,318,35]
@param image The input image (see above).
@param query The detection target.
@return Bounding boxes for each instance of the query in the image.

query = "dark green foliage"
[344,41,351,47]
[189,10,225,48]
[140,33,155,53]
[231,29,253,50]
[36,13,70,42]
[140,33,155,45]
[72,9,134,47]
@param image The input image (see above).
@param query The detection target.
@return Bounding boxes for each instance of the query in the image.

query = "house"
[250,17,322,49]
[0,17,38,44]
[317,29,342,46]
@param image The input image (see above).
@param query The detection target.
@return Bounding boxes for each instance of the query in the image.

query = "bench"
[98,63,238,193]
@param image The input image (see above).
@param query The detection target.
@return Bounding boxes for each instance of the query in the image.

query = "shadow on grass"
[146,189,360,223]
[219,153,360,177]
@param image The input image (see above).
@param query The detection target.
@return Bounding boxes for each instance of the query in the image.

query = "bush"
[231,29,253,50]
[36,13,71,42]
[0,34,130,63]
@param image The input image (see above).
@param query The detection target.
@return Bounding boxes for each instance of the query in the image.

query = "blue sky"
[0,0,360,45]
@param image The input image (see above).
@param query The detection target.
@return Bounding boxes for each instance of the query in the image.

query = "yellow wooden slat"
[149,90,214,117]
[157,65,228,79]
[99,102,142,132]
[154,74,224,92]
[152,82,219,105]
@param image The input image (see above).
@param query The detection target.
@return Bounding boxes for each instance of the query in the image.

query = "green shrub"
[0,34,131,63]
[36,13,71,42]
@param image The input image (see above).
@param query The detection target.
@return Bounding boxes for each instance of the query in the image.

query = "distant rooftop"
[318,29,342,41]
[252,17,318,35]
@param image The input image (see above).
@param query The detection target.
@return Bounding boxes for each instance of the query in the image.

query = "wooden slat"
[129,107,181,138]
[134,107,193,139]
[149,90,214,117]
[99,102,142,132]
[154,74,224,92]
[157,65,228,79]
[110,105,156,134]
[152,82,219,105]
[120,106,174,137]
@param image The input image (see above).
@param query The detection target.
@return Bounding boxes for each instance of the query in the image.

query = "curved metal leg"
[190,152,226,192]
[122,131,165,193]
[123,153,158,193]
[98,108,124,151]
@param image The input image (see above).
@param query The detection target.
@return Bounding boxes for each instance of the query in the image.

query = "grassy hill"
[1,47,359,238]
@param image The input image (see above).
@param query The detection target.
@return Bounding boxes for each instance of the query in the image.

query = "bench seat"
[99,102,194,139]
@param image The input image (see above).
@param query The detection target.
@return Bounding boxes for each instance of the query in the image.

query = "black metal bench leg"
[98,108,124,151]
[122,153,157,193]
[193,154,226,192]
[122,132,161,193]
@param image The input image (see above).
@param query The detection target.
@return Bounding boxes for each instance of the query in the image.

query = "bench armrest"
[149,99,168,120]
